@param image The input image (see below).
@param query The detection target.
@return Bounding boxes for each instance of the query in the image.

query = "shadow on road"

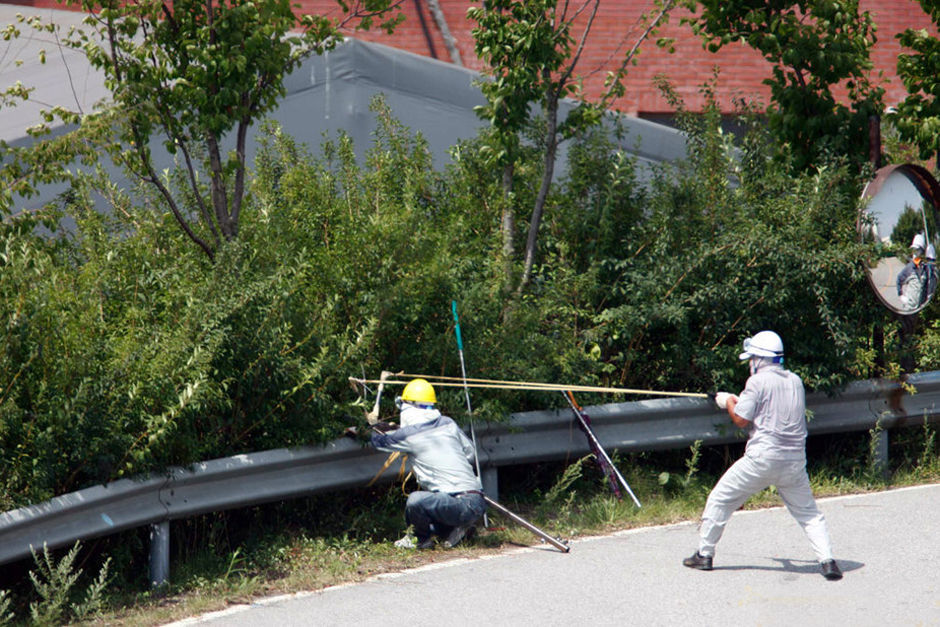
[712,557,865,575]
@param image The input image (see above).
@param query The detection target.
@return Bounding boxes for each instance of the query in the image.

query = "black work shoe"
[820,559,842,581]
[443,523,474,548]
[682,551,713,571]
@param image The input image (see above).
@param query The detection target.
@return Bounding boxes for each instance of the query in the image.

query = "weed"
[27,542,110,626]
[70,555,111,622]
[543,455,588,505]
[867,420,889,481]
[657,440,703,493]
[537,455,590,522]
[919,418,937,471]
[0,590,12,626]
[579,495,628,528]
[221,548,247,582]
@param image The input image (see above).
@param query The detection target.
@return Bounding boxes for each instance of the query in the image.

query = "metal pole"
[564,392,642,508]
[452,301,489,526]
[483,496,569,553]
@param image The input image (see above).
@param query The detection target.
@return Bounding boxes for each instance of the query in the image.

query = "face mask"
[400,404,438,427]
[749,355,782,375]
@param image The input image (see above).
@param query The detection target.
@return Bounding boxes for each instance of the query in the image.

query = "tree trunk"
[427,0,463,66]
[206,133,233,240]
[229,117,250,239]
[518,93,559,293]
[501,161,515,287]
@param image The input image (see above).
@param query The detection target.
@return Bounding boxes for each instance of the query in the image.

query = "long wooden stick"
[349,374,708,398]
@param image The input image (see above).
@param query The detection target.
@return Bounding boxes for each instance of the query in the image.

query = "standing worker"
[370,378,487,550]
[683,331,843,581]
[897,233,929,311]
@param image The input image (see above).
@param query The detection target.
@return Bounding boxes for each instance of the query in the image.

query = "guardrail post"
[482,466,499,502]
[149,520,170,588]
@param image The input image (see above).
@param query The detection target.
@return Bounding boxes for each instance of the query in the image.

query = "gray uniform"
[698,363,834,562]
[371,410,481,493]
[371,407,485,543]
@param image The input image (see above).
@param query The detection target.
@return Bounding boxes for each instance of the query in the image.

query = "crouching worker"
[370,378,487,550]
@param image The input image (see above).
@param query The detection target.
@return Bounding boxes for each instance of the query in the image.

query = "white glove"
[714,392,735,409]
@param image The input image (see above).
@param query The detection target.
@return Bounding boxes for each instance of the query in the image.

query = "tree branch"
[129,125,216,260]
[600,0,676,110]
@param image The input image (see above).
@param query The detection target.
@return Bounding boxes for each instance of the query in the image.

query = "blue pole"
[452,300,489,525]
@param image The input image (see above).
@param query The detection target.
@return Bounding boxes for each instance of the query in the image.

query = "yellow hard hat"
[401,378,437,405]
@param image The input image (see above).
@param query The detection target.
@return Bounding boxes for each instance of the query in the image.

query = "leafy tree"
[2,0,403,260]
[0,16,92,215]
[892,0,940,164]
[467,0,683,294]
[689,0,884,173]
[891,204,935,253]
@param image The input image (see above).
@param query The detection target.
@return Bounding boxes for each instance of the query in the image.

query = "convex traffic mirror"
[859,164,940,315]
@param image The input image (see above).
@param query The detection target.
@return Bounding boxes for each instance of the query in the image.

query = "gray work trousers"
[698,453,834,562]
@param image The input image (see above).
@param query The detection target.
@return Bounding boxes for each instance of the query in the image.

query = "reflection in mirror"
[859,164,940,315]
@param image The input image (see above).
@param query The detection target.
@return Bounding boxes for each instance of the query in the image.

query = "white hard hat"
[739,331,784,360]
[911,233,927,250]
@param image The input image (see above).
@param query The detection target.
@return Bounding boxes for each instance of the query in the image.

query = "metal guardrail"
[1,372,939,576]
[0,440,392,569]
[477,372,940,465]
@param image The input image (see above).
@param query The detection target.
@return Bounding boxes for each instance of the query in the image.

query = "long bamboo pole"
[349,374,709,399]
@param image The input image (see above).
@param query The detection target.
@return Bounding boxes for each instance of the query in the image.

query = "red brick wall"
[325,0,936,114]
[10,0,936,114]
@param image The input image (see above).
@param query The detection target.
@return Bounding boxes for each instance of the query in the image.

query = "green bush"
[547,96,885,395]
[0,92,906,512]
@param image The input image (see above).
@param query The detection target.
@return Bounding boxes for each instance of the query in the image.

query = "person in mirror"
[924,244,938,304]
[684,331,843,581]
[897,233,930,311]
[369,378,486,550]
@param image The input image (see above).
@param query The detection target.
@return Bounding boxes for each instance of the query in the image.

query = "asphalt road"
[171,484,940,626]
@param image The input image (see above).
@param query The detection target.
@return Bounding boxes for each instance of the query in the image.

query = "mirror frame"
[859,163,940,315]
